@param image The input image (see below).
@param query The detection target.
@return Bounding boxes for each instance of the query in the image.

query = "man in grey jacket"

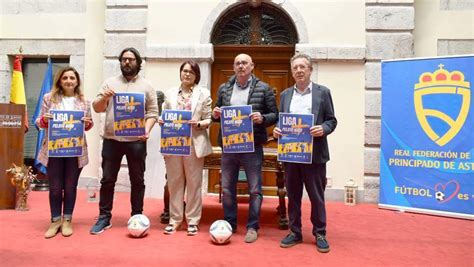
[212,53,278,243]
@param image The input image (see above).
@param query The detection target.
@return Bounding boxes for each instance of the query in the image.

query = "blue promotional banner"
[48,110,85,157]
[160,110,192,156]
[277,113,314,164]
[380,55,473,219]
[221,105,254,153]
[113,92,145,136]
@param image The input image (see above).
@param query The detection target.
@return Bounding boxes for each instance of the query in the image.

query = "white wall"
[147,0,216,44]
[293,0,365,45]
[143,61,182,198]
[318,62,365,189]
[81,0,106,180]
[414,0,474,57]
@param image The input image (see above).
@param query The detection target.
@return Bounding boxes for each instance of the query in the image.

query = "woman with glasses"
[159,60,212,235]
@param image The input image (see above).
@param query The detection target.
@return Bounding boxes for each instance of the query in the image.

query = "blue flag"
[32,57,53,174]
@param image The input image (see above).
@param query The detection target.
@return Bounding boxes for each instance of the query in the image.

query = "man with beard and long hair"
[90,47,158,234]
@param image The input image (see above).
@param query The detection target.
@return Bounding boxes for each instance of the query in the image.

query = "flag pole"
[19,46,23,60]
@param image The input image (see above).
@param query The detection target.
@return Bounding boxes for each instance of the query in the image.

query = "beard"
[121,64,139,77]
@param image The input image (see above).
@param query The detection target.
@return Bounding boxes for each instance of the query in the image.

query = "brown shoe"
[45,219,62,239]
[61,218,73,237]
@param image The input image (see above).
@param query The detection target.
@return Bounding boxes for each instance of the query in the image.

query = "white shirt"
[289,82,312,115]
[61,96,76,110]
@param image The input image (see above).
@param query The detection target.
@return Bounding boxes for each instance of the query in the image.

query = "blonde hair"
[50,67,84,103]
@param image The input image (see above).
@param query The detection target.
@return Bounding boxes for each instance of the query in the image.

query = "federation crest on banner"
[414,64,470,146]
[380,55,473,219]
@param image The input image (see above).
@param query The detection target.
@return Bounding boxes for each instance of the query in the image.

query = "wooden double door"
[207,45,295,195]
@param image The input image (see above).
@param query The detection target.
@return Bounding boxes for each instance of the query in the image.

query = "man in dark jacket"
[212,53,277,243]
[273,53,337,253]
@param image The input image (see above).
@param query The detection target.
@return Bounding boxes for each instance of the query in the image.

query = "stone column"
[364,0,415,202]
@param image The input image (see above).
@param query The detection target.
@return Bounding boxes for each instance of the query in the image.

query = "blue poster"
[160,110,192,156]
[221,105,254,153]
[277,113,314,164]
[380,55,473,219]
[47,110,85,157]
[113,92,145,136]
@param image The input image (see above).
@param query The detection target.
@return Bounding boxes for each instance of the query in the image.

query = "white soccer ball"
[209,220,233,244]
[127,214,150,238]
[435,191,445,201]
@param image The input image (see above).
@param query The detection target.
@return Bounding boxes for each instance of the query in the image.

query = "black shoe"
[90,216,112,235]
[160,211,170,224]
[316,234,330,253]
[280,232,303,248]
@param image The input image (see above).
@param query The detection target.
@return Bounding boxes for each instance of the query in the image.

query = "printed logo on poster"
[160,110,192,156]
[113,92,145,137]
[414,64,470,146]
[221,105,254,153]
[48,110,85,157]
[277,113,313,164]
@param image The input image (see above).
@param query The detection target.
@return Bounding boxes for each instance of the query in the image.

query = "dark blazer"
[213,74,278,146]
[278,82,337,163]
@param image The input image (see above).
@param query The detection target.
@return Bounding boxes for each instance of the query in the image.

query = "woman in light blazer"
[36,67,93,238]
[160,60,212,235]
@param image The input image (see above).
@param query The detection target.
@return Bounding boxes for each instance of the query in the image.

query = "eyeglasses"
[121,57,136,63]
[182,69,195,75]
[234,61,250,67]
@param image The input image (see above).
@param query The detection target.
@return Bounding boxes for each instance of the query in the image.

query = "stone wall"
[438,39,474,56]
[440,0,474,10]
[364,0,415,202]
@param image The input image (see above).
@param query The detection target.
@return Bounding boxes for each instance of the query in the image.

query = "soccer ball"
[127,214,150,238]
[209,220,233,244]
[435,191,445,201]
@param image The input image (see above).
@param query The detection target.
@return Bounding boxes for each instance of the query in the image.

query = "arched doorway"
[208,2,297,195]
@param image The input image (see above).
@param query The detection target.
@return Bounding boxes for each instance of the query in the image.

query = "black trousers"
[284,162,327,237]
[99,139,147,218]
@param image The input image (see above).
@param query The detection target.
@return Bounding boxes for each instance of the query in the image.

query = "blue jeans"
[47,157,82,219]
[99,139,147,218]
[221,146,263,231]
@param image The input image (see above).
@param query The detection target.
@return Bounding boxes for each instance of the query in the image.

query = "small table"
[204,147,289,230]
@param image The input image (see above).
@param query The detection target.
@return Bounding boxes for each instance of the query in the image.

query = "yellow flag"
[9,55,28,131]
[10,55,26,104]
